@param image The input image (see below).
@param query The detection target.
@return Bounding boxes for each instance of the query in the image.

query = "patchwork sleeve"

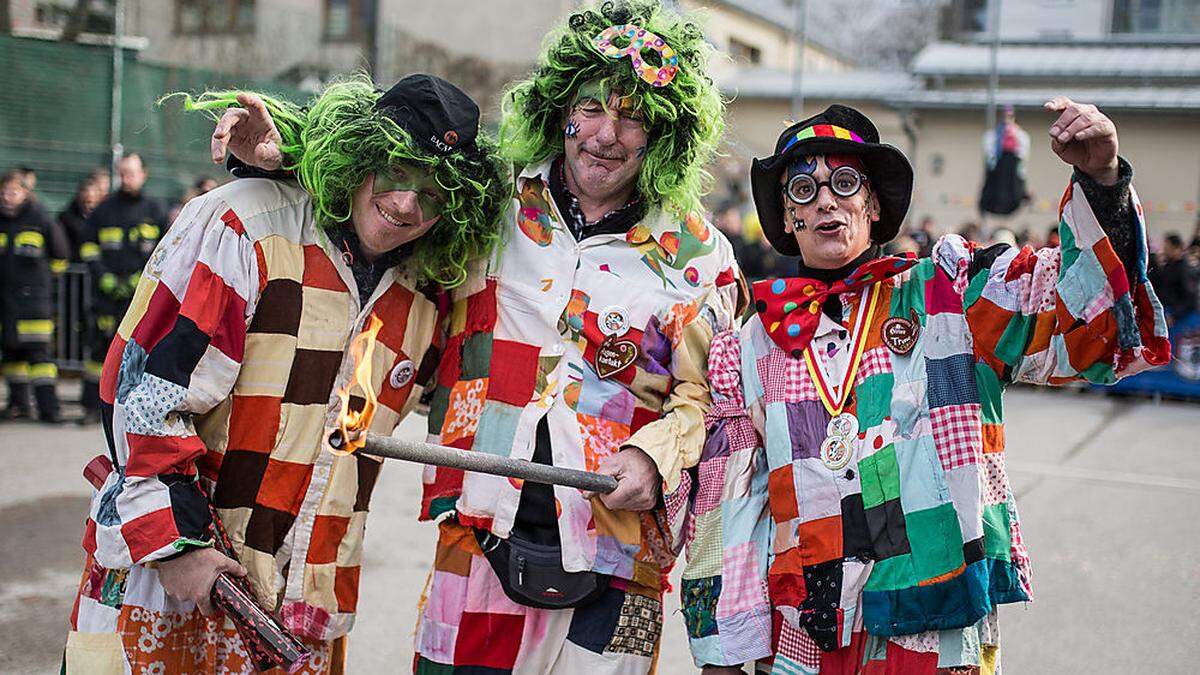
[85,194,260,569]
[943,163,1169,387]
[676,329,773,668]
[624,253,744,493]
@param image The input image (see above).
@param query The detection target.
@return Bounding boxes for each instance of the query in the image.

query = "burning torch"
[329,317,618,495]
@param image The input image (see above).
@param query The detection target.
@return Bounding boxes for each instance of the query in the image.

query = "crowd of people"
[0,157,220,424]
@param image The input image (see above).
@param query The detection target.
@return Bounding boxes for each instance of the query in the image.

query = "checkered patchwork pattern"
[422,161,744,584]
[929,403,983,471]
[681,175,1168,669]
[84,181,440,642]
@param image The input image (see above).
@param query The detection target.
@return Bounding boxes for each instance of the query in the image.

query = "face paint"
[565,118,579,138]
[373,164,445,220]
[786,154,819,180]
[570,79,645,130]
[825,154,867,173]
[636,145,647,158]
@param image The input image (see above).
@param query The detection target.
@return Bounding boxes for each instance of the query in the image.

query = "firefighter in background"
[0,170,69,423]
[79,153,167,424]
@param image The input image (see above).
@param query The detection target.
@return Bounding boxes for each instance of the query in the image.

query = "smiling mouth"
[584,148,624,162]
[376,203,413,228]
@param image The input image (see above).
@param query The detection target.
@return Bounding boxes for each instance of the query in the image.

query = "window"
[1112,0,1200,34]
[728,37,762,65]
[324,0,377,42]
[175,0,255,35]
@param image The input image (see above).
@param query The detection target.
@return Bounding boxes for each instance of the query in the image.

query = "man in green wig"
[208,2,745,671]
[64,74,508,674]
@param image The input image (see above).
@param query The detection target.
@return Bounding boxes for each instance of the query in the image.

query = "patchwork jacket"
[422,157,743,587]
[82,179,441,641]
[677,173,1169,666]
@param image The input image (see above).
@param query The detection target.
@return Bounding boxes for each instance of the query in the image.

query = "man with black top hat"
[64,74,508,674]
[679,98,1169,672]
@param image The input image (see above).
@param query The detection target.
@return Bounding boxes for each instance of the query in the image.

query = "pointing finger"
[1043,96,1073,112]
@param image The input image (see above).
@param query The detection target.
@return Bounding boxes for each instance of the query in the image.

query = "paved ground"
[2,386,1197,673]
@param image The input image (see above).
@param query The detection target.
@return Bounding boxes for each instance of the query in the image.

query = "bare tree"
[1,0,11,36]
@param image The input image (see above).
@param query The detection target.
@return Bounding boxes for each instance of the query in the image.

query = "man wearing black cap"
[680,98,1169,672]
[64,74,508,673]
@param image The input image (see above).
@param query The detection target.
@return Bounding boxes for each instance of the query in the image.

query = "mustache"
[580,144,626,160]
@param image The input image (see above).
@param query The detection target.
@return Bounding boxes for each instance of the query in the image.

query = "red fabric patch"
[254,242,269,294]
[130,282,183,354]
[256,460,314,515]
[196,447,224,482]
[99,335,126,404]
[334,565,361,613]
[486,339,540,405]
[420,467,464,521]
[629,405,659,434]
[454,612,525,669]
[371,285,415,355]
[464,280,499,335]
[716,265,736,287]
[301,244,346,292]
[768,465,799,522]
[306,515,350,564]
[81,518,97,555]
[121,507,180,563]
[227,395,282,453]
[767,550,807,608]
[125,434,206,477]
[377,351,415,414]
[926,264,963,316]
[437,334,465,388]
[220,209,245,236]
[179,261,249,361]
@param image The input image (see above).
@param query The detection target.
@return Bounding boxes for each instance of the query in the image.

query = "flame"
[331,315,383,456]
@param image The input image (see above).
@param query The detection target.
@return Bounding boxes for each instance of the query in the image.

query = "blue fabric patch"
[988,557,1030,605]
[894,436,951,513]
[566,586,625,653]
[95,467,126,527]
[115,340,148,405]
[763,401,794,469]
[861,557,991,637]
[681,576,722,638]
[925,353,980,407]
[1113,292,1140,350]
[592,534,638,579]
[472,401,523,456]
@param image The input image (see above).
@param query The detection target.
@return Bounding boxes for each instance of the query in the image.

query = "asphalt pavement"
[1,386,1197,673]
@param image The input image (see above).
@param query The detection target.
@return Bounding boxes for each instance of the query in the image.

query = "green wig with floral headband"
[500,0,724,215]
[169,73,509,288]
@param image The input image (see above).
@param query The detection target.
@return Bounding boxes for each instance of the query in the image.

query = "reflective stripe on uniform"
[14,230,45,249]
[99,273,119,293]
[50,259,69,273]
[80,242,101,261]
[138,222,160,241]
[17,319,54,338]
[98,227,124,245]
[84,360,104,378]
[2,362,30,379]
[29,362,58,381]
[0,232,7,247]
[97,315,117,333]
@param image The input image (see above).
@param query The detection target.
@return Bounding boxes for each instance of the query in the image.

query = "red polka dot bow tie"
[752,253,918,357]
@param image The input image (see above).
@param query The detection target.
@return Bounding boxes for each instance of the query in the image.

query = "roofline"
[697,0,857,65]
[957,33,1200,48]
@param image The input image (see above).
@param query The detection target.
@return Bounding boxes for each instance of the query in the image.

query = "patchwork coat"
[676,175,1169,671]
[68,179,443,671]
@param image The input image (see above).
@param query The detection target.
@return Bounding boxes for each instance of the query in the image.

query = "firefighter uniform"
[1,200,69,421]
[80,190,167,414]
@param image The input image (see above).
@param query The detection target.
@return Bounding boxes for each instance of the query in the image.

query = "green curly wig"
[169,74,509,288]
[500,0,724,215]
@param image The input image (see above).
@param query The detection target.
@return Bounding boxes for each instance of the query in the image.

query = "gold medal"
[820,435,854,471]
[826,412,859,440]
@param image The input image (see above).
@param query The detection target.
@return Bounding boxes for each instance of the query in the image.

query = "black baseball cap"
[375,74,479,156]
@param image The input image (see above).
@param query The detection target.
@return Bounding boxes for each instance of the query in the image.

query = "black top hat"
[375,74,479,156]
[750,104,913,256]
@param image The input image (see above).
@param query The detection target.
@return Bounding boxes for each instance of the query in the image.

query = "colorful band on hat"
[781,124,865,154]
[593,24,679,88]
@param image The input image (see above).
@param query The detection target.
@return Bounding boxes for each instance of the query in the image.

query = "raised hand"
[210,93,284,171]
[1044,97,1120,185]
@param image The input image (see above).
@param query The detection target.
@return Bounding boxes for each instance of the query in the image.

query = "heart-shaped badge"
[594,338,639,379]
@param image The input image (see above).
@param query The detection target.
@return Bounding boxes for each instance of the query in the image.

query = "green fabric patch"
[860,444,900,510]
[681,509,724,580]
[426,385,451,430]
[1059,222,1079,277]
[680,576,721,638]
[963,269,989,309]
[982,502,1012,561]
[855,373,895,430]
[864,552,917,592]
[905,502,965,581]
[890,261,931,318]
[1081,360,1117,385]
[414,657,455,675]
[994,312,1034,368]
[100,568,128,609]
[427,496,459,520]
[460,332,494,380]
[976,362,1004,425]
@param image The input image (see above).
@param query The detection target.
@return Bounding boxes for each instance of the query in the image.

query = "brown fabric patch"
[248,279,302,335]
[353,455,382,512]
[210,450,270,509]
[282,348,343,405]
[243,505,296,554]
[606,591,662,656]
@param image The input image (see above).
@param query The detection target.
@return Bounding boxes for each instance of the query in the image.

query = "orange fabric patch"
[301,244,346,291]
[256,460,313,514]
[306,515,350,564]
[227,395,282,453]
[371,285,415,355]
[768,465,799,522]
[335,565,361,613]
[982,423,1005,454]
[798,515,843,566]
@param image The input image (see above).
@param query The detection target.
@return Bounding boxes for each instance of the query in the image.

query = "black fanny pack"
[474,528,609,610]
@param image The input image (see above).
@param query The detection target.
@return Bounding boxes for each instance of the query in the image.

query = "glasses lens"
[787,174,818,204]
[830,166,862,198]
